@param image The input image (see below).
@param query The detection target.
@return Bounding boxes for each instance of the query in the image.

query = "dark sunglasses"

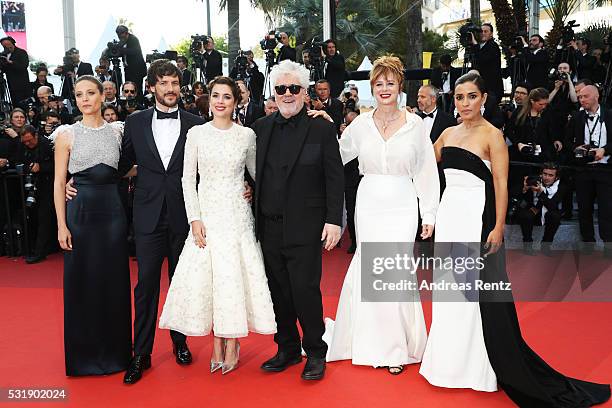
[274,84,302,95]
[124,89,136,94]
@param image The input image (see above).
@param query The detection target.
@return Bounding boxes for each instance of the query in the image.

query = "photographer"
[30,65,54,97]
[39,110,62,138]
[177,56,193,87]
[0,108,26,167]
[470,24,504,104]
[575,38,596,81]
[55,48,94,100]
[312,79,343,133]
[103,81,118,105]
[115,25,147,90]
[323,39,346,98]
[192,81,206,98]
[513,163,567,256]
[102,103,120,123]
[341,86,360,115]
[19,125,56,263]
[565,85,612,255]
[502,83,530,129]
[276,32,296,63]
[520,34,549,89]
[0,36,31,104]
[195,94,211,121]
[430,54,461,113]
[234,79,264,128]
[302,49,312,70]
[230,50,264,103]
[203,37,223,82]
[548,62,578,123]
[264,96,278,116]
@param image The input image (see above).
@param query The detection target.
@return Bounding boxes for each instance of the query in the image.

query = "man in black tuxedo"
[430,54,461,113]
[55,48,94,101]
[0,36,30,104]
[235,79,265,127]
[116,25,147,91]
[323,40,346,98]
[253,60,343,381]
[514,163,568,256]
[520,34,549,89]
[312,79,344,134]
[416,84,457,143]
[230,50,265,103]
[276,32,296,63]
[203,37,223,83]
[470,23,504,104]
[118,60,205,384]
[565,85,612,256]
[176,56,193,87]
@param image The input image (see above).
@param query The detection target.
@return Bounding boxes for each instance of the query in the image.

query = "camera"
[458,20,482,48]
[260,31,280,51]
[234,50,249,79]
[561,20,580,45]
[190,34,209,66]
[526,175,542,187]
[305,37,326,81]
[59,53,76,74]
[181,86,196,105]
[122,96,139,110]
[513,32,528,50]
[14,163,37,208]
[106,40,124,58]
[145,50,178,64]
[575,143,598,159]
[548,68,569,82]
[520,143,541,156]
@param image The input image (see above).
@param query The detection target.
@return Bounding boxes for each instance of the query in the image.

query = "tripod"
[262,49,276,100]
[601,58,612,107]
[511,53,526,89]
[461,48,475,75]
[0,70,13,118]
[109,57,124,92]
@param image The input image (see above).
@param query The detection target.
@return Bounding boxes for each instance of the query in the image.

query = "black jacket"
[180,69,193,87]
[565,107,612,166]
[424,110,456,143]
[237,101,265,128]
[430,67,462,92]
[76,62,94,76]
[252,111,344,246]
[31,80,55,97]
[3,46,30,103]
[523,47,549,89]
[276,45,296,63]
[204,49,223,82]
[321,98,344,134]
[472,40,504,102]
[324,53,346,98]
[505,108,561,162]
[513,182,568,214]
[119,108,206,235]
[122,34,147,86]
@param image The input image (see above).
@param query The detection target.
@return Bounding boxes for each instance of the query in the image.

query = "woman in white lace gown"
[159,77,276,375]
[324,57,439,374]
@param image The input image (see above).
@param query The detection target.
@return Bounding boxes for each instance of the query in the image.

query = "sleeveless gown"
[420,146,610,407]
[63,122,132,376]
[159,122,276,338]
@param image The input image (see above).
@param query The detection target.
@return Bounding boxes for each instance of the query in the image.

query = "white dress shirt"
[584,105,609,164]
[152,106,181,170]
[442,72,451,94]
[422,109,437,140]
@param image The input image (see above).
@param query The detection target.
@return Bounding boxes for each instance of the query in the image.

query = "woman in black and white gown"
[419,72,610,407]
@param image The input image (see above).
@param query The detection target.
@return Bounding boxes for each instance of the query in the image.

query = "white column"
[528,0,540,36]
[323,0,331,41]
[62,0,76,50]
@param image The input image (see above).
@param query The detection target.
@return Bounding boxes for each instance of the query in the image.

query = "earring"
[480,104,485,115]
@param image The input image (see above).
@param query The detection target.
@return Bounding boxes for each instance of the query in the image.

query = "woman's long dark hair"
[516,87,549,126]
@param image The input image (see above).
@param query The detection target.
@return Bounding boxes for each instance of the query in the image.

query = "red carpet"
[0,246,611,407]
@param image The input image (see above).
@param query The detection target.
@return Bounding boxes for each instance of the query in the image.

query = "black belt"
[262,214,283,222]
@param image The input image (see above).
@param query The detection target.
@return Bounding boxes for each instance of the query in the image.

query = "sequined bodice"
[68,121,122,174]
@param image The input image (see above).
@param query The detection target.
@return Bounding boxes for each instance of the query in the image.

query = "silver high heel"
[211,339,225,373]
[221,342,240,375]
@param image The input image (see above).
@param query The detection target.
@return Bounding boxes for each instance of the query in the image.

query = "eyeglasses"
[124,89,136,94]
[274,84,302,95]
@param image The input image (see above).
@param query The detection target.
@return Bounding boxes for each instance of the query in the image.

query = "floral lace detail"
[159,122,276,338]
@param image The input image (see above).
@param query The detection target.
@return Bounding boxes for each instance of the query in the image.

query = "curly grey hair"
[270,60,310,90]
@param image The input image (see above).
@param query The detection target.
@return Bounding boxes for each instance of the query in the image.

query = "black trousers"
[345,186,358,247]
[517,208,561,242]
[260,217,327,358]
[32,190,57,256]
[133,202,187,355]
[575,166,612,242]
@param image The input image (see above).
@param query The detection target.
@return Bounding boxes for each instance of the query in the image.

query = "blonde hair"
[370,56,404,90]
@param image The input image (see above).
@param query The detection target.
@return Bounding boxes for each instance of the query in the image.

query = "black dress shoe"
[301,357,326,380]
[173,342,192,365]
[25,255,46,264]
[123,355,151,384]
[260,351,302,372]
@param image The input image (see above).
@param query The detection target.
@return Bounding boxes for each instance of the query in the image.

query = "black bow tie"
[419,110,436,119]
[156,109,178,120]
[274,113,297,126]
[587,114,597,121]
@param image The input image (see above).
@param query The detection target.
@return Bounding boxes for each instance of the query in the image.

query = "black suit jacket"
[252,111,344,246]
[322,98,344,134]
[239,101,265,128]
[514,182,568,214]
[119,108,206,235]
[122,34,147,86]
[473,40,504,102]
[181,69,193,87]
[204,50,223,82]
[3,46,30,102]
[428,110,456,143]
[430,67,461,92]
[523,47,549,89]
[276,45,296,63]
[565,108,612,165]
[76,62,94,77]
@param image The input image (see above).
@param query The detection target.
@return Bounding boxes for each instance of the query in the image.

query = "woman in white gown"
[420,72,610,407]
[159,77,276,375]
[324,56,439,374]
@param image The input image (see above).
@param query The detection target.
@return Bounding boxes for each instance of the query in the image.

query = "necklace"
[374,109,401,132]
